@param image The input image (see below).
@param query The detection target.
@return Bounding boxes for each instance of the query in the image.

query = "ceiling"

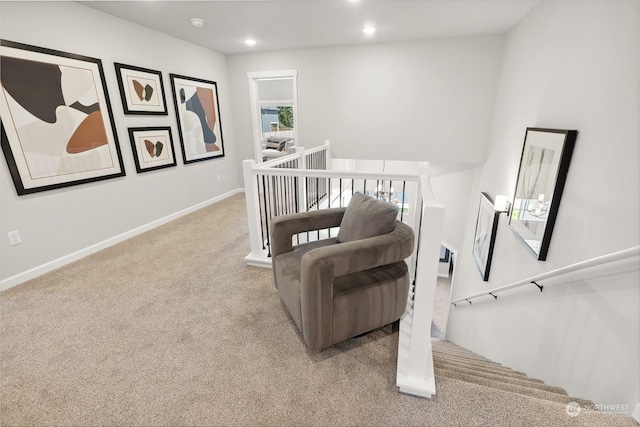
[80,0,539,55]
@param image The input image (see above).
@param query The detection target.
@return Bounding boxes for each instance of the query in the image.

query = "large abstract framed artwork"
[508,128,577,261]
[114,63,167,115]
[472,192,500,281]
[127,127,176,173]
[0,40,125,195]
[169,74,225,164]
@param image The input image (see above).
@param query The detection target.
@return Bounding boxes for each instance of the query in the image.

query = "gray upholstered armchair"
[270,192,415,351]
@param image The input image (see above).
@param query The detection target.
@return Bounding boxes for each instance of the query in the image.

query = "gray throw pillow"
[337,192,399,243]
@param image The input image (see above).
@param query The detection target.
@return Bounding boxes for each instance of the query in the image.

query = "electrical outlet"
[216,174,221,181]
[7,230,22,246]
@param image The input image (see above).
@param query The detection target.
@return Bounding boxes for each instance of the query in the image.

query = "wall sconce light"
[494,195,510,213]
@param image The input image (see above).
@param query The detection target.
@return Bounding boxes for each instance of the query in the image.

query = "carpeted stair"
[432,339,611,414]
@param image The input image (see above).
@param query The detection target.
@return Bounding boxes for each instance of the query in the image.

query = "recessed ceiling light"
[190,18,204,28]
[363,26,376,35]
[244,39,257,46]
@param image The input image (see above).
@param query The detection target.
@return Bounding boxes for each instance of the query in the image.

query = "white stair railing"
[243,142,421,266]
[242,151,445,398]
[243,142,333,267]
[396,163,445,398]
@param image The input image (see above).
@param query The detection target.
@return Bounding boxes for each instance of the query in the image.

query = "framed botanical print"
[114,63,168,115]
[169,73,225,164]
[472,192,500,281]
[127,127,176,173]
[0,39,125,195]
[508,128,577,260]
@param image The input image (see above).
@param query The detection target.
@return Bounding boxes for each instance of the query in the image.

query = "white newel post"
[396,163,445,398]
[295,147,307,212]
[243,159,267,266]
[323,140,332,168]
[323,141,332,204]
[406,162,428,282]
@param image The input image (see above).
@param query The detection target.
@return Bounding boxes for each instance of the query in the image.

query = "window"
[260,106,294,134]
[248,70,298,162]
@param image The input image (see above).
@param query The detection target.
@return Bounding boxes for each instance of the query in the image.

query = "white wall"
[431,167,476,252]
[227,36,504,165]
[0,2,241,286]
[228,36,501,252]
[447,1,640,415]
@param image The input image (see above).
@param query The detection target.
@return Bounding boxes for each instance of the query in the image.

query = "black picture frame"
[508,127,577,261]
[0,39,125,195]
[169,73,225,164]
[114,62,168,115]
[127,127,177,173]
[472,192,500,281]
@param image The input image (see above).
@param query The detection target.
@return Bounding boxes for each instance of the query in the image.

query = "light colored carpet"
[1,193,637,426]
[432,276,452,334]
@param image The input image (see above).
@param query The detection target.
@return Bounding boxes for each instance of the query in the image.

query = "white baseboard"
[0,189,243,292]
[244,253,272,269]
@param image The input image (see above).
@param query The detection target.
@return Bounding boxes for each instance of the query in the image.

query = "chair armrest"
[270,208,346,259]
[302,221,415,277]
[300,221,415,350]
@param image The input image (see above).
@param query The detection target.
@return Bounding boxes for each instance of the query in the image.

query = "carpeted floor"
[1,193,636,426]
[432,276,452,334]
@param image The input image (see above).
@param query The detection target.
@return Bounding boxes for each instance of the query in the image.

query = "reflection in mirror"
[508,128,577,260]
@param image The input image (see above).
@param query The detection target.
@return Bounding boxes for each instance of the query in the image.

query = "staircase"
[431,339,639,425]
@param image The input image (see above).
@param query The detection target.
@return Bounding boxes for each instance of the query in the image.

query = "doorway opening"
[247,70,298,163]
[431,242,457,338]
